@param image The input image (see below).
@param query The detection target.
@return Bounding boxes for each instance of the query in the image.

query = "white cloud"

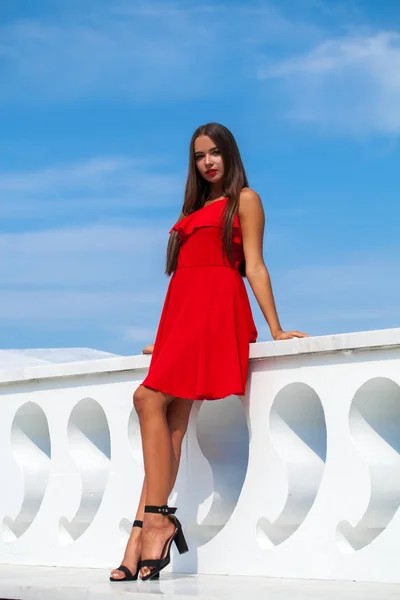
[0,7,213,102]
[0,157,182,218]
[0,223,169,286]
[0,1,320,104]
[0,158,137,193]
[280,260,400,295]
[0,290,161,320]
[0,218,173,352]
[2,220,398,348]
[259,31,400,134]
[0,223,170,324]
[248,254,400,341]
[274,258,400,331]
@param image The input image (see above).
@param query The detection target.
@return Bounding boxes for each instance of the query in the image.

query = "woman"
[110,123,307,582]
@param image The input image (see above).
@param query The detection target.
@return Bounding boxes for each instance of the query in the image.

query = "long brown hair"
[166,123,249,276]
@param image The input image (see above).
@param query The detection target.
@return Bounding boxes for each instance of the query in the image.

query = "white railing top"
[1,327,400,387]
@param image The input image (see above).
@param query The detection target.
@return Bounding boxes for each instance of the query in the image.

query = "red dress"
[142,198,258,400]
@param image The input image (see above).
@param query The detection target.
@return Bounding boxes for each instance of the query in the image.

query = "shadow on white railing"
[0,329,399,584]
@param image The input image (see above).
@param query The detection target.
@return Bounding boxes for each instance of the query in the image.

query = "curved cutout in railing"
[257,382,327,548]
[119,517,134,546]
[2,402,51,541]
[337,377,400,552]
[128,409,144,467]
[116,409,145,545]
[192,395,249,545]
[58,398,111,543]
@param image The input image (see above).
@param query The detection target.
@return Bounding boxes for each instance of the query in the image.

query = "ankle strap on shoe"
[144,505,177,516]
[133,519,143,528]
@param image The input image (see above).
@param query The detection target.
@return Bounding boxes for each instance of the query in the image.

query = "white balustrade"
[0,328,399,583]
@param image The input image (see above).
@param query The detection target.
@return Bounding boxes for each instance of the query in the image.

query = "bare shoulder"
[238,187,264,218]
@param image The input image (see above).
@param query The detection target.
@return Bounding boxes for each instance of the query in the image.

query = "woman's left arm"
[239,188,308,340]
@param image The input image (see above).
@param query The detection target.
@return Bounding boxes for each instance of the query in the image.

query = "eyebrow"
[194,146,219,155]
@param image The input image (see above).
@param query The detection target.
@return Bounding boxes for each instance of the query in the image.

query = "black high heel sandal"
[109,519,160,582]
[139,504,189,581]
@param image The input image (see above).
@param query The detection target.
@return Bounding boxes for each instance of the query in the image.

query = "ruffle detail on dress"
[169,203,242,245]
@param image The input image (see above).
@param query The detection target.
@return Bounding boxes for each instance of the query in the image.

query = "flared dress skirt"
[142,199,258,400]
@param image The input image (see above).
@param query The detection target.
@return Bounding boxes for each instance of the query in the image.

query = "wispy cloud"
[2,0,399,353]
[274,258,400,332]
[0,290,160,320]
[0,1,320,104]
[0,157,182,220]
[0,223,169,324]
[280,259,400,295]
[259,31,400,134]
[0,223,169,286]
[0,158,137,193]
[0,6,216,102]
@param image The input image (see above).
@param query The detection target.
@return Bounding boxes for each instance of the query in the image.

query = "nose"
[204,153,214,168]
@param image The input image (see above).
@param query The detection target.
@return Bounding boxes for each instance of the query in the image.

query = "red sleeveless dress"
[142,198,258,400]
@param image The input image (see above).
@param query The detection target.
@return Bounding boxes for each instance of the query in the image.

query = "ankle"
[143,513,173,530]
[130,526,142,540]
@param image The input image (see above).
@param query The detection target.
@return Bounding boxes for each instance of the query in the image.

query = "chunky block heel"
[139,505,189,581]
[174,524,189,554]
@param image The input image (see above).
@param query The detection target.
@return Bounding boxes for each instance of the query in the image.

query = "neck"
[208,183,224,200]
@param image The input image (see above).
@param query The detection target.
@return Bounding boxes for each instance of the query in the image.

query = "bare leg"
[110,394,193,579]
[139,393,194,578]
[135,396,193,520]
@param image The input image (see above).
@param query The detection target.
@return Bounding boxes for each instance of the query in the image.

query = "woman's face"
[194,135,224,185]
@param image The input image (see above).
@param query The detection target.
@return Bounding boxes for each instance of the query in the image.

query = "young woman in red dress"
[110,123,307,582]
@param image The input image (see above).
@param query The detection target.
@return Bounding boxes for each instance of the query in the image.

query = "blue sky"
[1,0,399,355]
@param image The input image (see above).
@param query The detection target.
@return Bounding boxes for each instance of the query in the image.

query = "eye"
[195,154,203,161]
[212,149,220,156]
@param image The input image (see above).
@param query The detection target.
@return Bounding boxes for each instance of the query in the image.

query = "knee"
[133,386,149,416]
[133,386,168,417]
